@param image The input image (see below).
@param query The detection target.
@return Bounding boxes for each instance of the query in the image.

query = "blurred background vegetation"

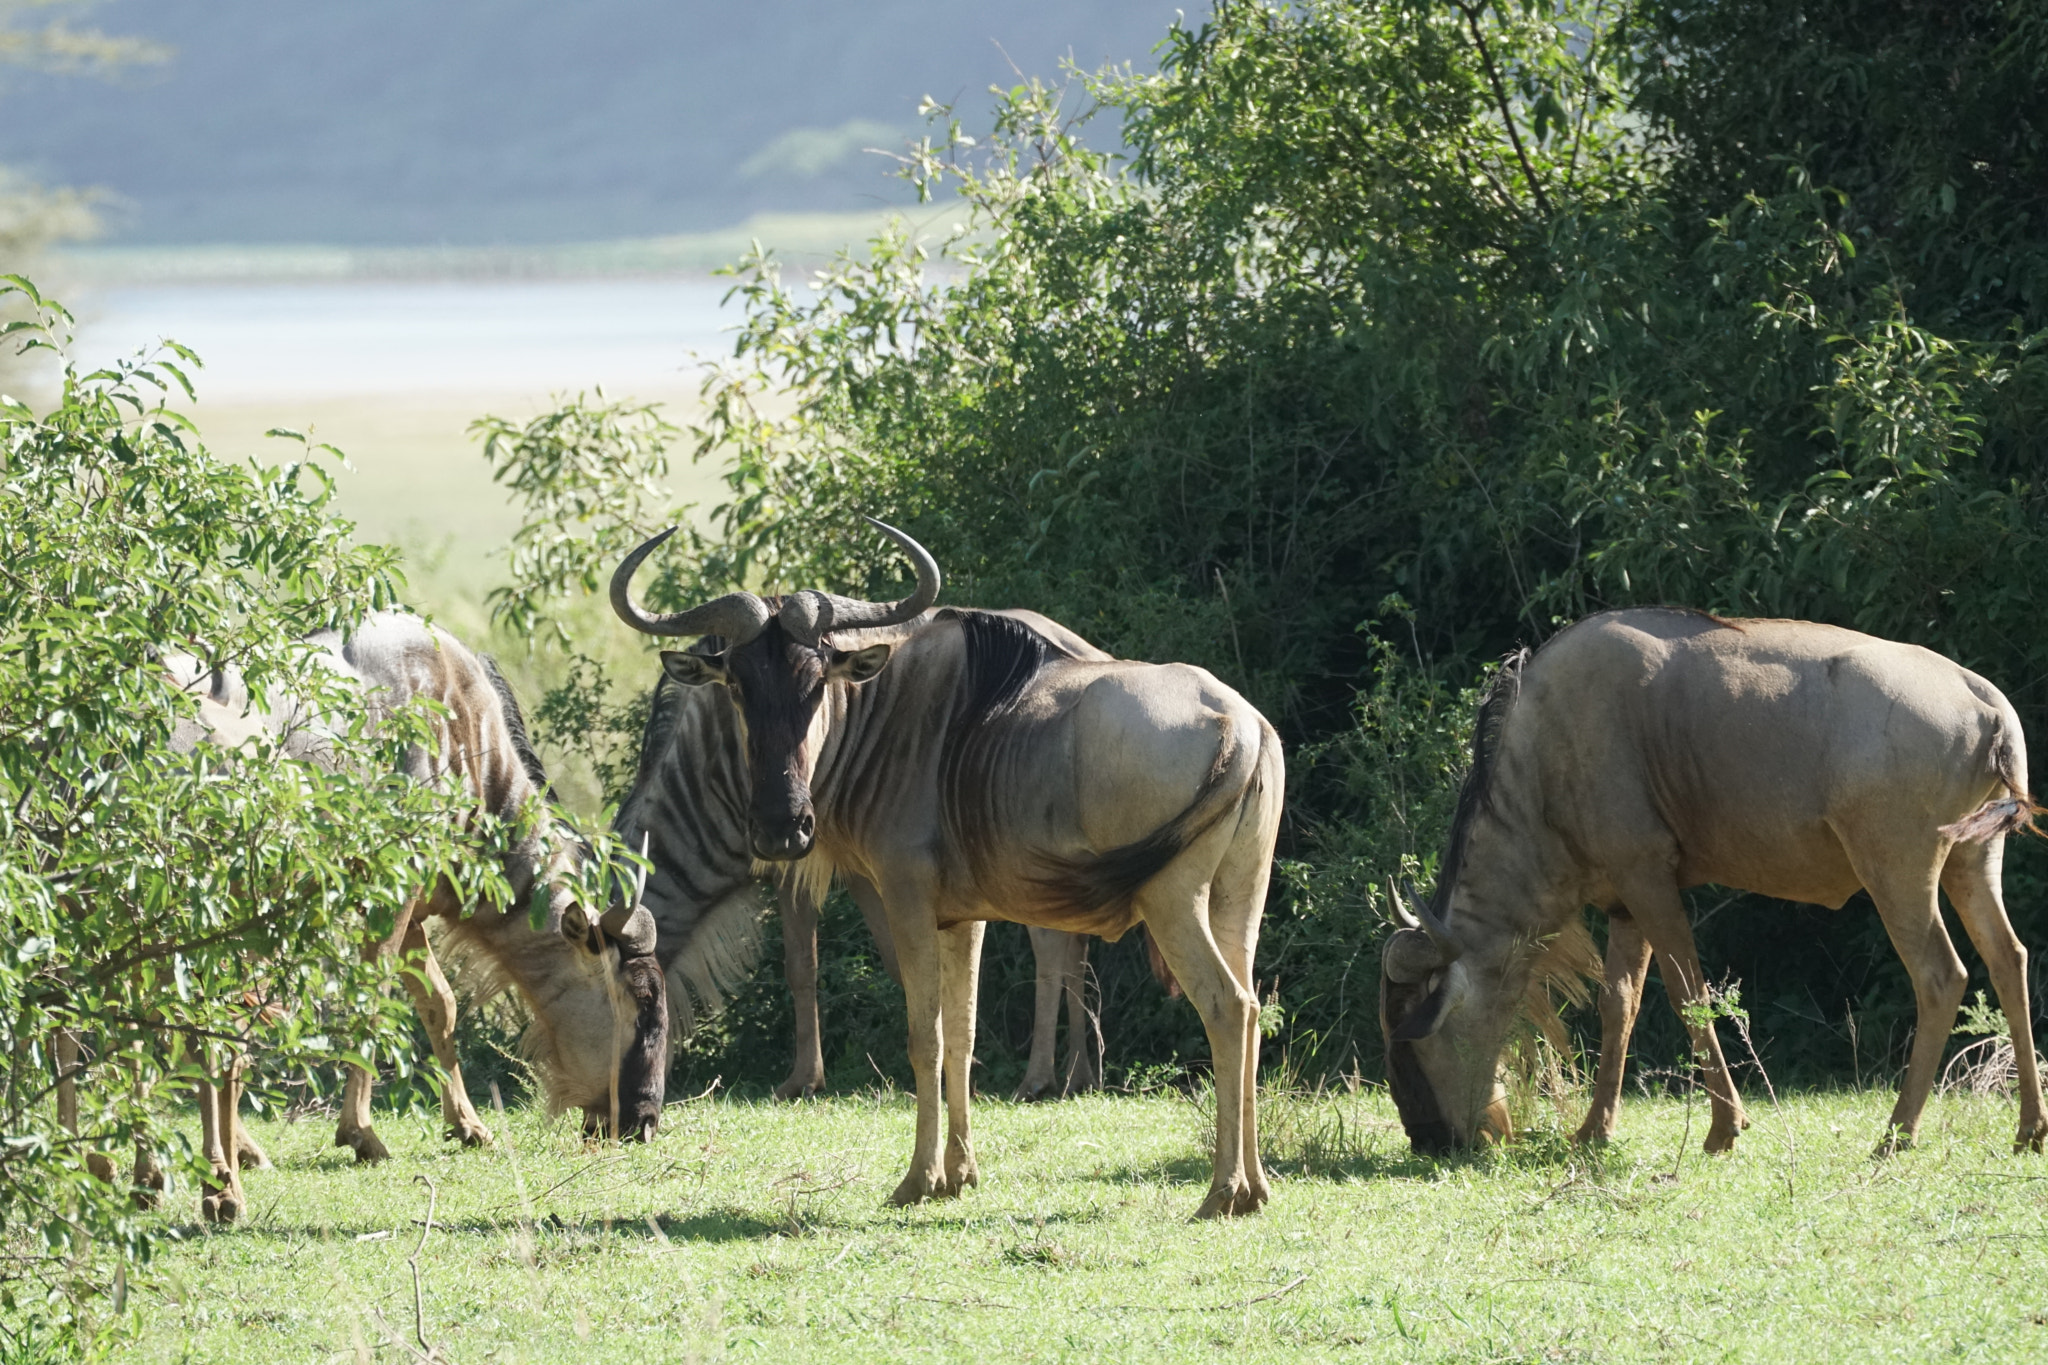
[11,0,2048,1139]
[490,0,2048,1102]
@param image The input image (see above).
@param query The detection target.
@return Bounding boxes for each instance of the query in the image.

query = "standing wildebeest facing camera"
[614,606,1128,1103]
[160,613,666,1220]
[1380,608,2045,1159]
[610,520,1285,1218]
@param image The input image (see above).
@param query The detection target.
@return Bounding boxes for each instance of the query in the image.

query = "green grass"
[118,1085,2048,1362]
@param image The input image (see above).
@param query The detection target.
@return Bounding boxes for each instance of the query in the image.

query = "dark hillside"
[0,0,1187,244]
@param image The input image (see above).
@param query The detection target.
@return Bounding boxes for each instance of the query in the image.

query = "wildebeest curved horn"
[776,516,942,647]
[599,836,657,955]
[609,527,771,643]
[1389,880,1423,931]
[1389,878,1462,961]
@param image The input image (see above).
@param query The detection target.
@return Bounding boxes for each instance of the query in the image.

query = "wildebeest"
[162,612,666,1220]
[1380,608,2044,1157]
[614,612,1120,1101]
[611,521,1284,1217]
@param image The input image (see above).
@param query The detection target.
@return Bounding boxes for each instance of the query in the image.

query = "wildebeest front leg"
[198,1057,246,1224]
[396,917,492,1148]
[335,901,418,1162]
[882,887,950,1206]
[1941,836,2047,1152]
[1573,912,1653,1145]
[774,876,827,1100]
[940,920,985,1195]
[1619,874,1748,1152]
[52,1028,116,1185]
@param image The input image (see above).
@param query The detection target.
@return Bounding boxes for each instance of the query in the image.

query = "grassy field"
[117,1084,2048,1362]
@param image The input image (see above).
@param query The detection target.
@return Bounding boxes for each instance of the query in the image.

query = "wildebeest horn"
[599,835,657,956]
[1388,879,1462,961]
[776,516,942,647]
[609,527,771,643]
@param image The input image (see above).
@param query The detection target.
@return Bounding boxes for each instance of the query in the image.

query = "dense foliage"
[495,0,2048,1097]
[0,280,514,1353]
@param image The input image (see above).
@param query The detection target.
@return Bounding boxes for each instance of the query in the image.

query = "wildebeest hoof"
[1703,1126,1741,1154]
[446,1119,493,1149]
[943,1157,979,1196]
[1872,1127,1914,1159]
[1570,1119,1616,1147]
[201,1188,243,1225]
[2014,1119,2047,1154]
[1013,1075,1055,1102]
[132,1158,165,1209]
[773,1073,824,1101]
[337,1128,389,1164]
[890,1168,951,1206]
[236,1135,274,1169]
[1195,1181,1266,1220]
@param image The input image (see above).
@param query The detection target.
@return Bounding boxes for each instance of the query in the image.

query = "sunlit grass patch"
[116,1087,2048,1362]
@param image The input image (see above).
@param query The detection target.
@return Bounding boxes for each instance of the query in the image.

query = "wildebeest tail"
[1941,714,2041,843]
[1028,712,1256,921]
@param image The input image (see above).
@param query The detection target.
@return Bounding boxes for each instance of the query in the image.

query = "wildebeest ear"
[827,642,894,683]
[661,649,726,687]
[1394,962,1469,1042]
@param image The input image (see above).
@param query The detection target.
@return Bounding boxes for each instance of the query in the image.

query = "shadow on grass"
[1076,1123,1608,1191]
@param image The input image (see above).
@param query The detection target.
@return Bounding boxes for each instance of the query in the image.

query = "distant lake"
[68,278,748,403]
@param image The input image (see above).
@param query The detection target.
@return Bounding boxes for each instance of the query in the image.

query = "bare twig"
[408,1175,440,1361]
[1456,1,1553,219]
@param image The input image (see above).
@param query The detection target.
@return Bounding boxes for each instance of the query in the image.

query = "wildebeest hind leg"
[1061,936,1102,1095]
[774,877,827,1100]
[1573,913,1653,1145]
[1016,927,1066,1100]
[1614,873,1748,1152]
[1855,846,1965,1154]
[1143,843,1264,1218]
[939,921,984,1194]
[233,1117,273,1169]
[1939,836,2044,1152]
[334,1064,388,1164]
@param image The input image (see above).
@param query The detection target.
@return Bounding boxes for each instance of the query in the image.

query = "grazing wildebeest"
[161,612,666,1221]
[615,613,1120,1102]
[1380,607,2045,1157]
[611,521,1284,1217]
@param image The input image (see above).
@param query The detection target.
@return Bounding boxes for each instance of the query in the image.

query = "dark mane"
[944,608,1075,727]
[939,609,1077,881]
[1431,647,1529,917]
[480,654,555,799]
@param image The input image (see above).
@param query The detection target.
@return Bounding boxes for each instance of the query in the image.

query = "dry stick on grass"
[409,1174,440,1362]
[1724,994,1795,1198]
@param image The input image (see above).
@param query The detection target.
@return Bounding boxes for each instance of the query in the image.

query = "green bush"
[492,1,2048,1098]
[0,280,509,1353]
